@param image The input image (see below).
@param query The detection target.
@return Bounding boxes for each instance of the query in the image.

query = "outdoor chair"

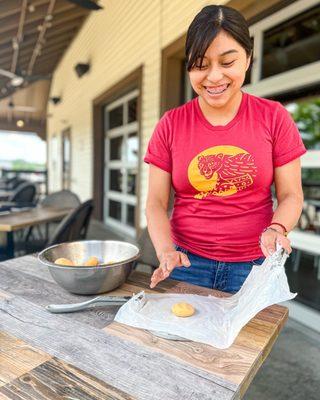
[19,199,94,254]
[25,189,81,243]
[6,177,27,190]
[8,182,37,204]
[136,227,158,272]
[48,199,93,246]
[41,189,81,209]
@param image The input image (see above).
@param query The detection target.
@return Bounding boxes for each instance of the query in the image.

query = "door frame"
[92,66,143,235]
[61,127,71,190]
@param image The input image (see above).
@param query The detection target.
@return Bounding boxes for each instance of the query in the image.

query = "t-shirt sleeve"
[272,103,307,167]
[143,111,172,173]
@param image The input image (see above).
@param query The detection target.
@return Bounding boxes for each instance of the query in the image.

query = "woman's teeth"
[205,84,229,95]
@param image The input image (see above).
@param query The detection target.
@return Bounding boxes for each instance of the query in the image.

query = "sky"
[0,130,46,164]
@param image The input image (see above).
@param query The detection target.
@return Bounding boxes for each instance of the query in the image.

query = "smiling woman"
[144,5,307,293]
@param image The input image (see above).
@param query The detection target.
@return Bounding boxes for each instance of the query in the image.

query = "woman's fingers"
[150,267,169,288]
[180,253,191,267]
[260,231,292,257]
[277,237,292,254]
[150,251,191,288]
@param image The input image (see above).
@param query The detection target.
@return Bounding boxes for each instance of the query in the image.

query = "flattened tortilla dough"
[171,302,195,317]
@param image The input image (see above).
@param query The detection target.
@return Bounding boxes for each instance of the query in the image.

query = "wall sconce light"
[74,63,90,78]
[50,96,61,105]
[16,119,25,128]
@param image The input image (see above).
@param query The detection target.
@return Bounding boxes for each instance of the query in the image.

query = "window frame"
[104,89,139,237]
[244,0,320,169]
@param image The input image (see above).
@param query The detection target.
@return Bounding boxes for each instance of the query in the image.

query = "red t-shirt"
[144,92,307,261]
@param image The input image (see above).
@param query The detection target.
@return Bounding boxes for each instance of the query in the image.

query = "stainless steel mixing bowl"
[38,240,140,295]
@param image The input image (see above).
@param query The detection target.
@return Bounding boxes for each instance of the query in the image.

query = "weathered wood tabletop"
[0,255,288,399]
[0,206,73,232]
[0,206,73,258]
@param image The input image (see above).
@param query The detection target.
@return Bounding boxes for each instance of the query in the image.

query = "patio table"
[0,206,73,258]
[0,190,14,201]
[0,254,289,399]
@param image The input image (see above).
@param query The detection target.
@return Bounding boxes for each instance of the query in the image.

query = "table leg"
[6,232,14,258]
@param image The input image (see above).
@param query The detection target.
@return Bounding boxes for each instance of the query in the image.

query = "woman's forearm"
[146,204,175,259]
[271,193,304,232]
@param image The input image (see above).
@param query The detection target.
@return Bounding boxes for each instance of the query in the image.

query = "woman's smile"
[204,83,230,97]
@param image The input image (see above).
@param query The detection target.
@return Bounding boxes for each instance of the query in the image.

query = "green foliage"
[11,159,45,171]
[290,97,320,149]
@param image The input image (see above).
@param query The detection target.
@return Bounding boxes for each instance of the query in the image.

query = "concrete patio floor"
[87,219,320,400]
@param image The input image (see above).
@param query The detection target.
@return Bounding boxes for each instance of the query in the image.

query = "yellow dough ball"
[171,302,195,317]
[83,256,99,266]
[54,258,74,266]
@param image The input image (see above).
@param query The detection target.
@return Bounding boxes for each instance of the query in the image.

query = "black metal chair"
[25,189,81,243]
[21,199,94,253]
[6,177,27,190]
[41,189,81,209]
[136,227,158,272]
[8,182,37,204]
[48,199,93,246]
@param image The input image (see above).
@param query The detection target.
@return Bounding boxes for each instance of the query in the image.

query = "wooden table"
[0,206,73,258]
[0,255,289,399]
[0,190,14,201]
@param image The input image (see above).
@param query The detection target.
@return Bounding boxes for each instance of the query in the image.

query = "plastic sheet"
[114,247,296,348]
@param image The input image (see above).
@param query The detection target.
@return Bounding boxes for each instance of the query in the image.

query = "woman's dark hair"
[185,5,252,71]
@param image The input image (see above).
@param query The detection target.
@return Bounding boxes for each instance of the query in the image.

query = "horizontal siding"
[47,0,227,229]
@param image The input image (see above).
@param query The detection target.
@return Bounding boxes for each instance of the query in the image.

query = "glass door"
[104,90,139,237]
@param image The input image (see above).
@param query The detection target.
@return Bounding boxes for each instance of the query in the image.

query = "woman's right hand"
[150,250,191,288]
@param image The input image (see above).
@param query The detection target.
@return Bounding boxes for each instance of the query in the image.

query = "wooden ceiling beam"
[0,30,75,60]
[1,43,65,68]
[0,32,75,61]
[0,118,46,139]
[0,6,87,35]
[14,47,65,67]
[0,18,82,47]
[0,13,87,54]
[0,2,76,32]
[0,0,49,20]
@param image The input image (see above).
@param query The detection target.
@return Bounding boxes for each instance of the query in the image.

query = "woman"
[144,5,306,292]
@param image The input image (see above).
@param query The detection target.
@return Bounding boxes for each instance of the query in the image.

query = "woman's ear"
[246,55,252,71]
[246,52,253,71]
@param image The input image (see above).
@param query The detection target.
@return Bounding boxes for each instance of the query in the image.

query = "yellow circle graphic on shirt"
[187,145,257,199]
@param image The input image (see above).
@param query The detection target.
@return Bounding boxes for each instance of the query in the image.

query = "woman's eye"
[195,64,208,69]
[221,61,235,67]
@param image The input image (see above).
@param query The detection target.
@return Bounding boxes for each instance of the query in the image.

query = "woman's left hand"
[259,228,292,257]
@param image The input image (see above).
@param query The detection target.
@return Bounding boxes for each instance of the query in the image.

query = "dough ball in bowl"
[54,257,74,266]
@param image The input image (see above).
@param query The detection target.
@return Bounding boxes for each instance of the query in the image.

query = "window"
[104,90,139,237]
[262,5,320,79]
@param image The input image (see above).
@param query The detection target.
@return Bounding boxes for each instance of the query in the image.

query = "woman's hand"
[150,251,191,289]
[259,228,292,257]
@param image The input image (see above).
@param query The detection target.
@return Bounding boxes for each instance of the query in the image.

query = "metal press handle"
[46,295,131,313]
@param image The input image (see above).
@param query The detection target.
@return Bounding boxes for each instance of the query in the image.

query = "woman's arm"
[260,158,304,256]
[146,164,190,288]
[145,164,174,257]
[272,158,304,230]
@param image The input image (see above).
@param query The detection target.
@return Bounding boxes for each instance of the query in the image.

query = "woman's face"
[188,30,251,109]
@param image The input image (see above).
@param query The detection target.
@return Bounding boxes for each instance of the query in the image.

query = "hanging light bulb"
[16,119,25,128]
[28,3,35,12]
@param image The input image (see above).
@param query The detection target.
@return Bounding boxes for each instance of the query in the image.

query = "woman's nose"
[206,66,224,83]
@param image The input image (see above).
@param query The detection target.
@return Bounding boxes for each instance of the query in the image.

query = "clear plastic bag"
[114,247,296,348]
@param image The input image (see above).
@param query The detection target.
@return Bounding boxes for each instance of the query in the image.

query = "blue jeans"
[170,245,265,294]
